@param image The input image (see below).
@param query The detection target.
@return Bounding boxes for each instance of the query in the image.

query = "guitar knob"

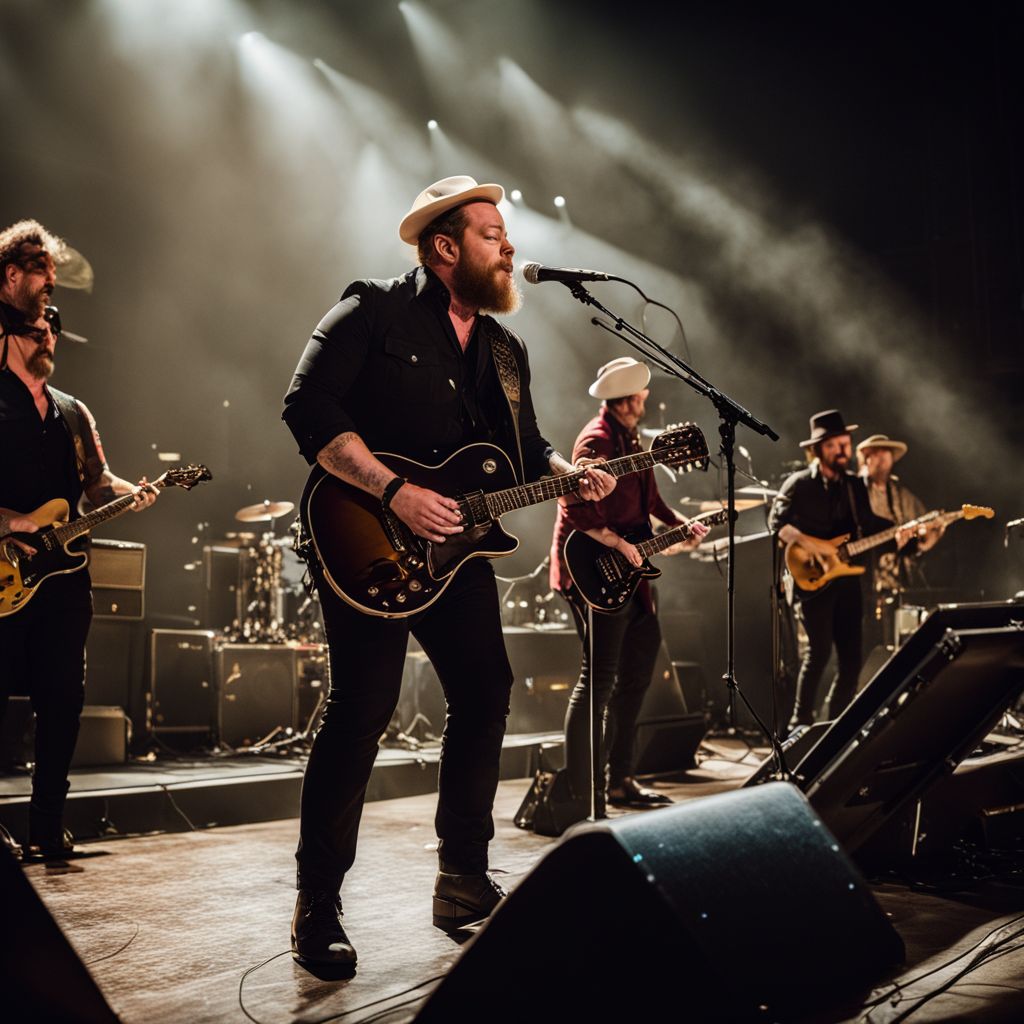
[395,592,407,604]
[367,586,379,597]
[408,580,423,592]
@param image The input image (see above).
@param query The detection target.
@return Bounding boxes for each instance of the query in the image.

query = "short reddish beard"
[26,345,55,380]
[451,254,521,315]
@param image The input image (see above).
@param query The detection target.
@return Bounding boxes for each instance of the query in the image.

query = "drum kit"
[216,499,323,645]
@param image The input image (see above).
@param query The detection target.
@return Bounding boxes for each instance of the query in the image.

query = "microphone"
[520,261,612,285]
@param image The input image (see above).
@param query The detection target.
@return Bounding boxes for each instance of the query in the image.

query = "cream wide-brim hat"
[856,433,908,461]
[588,357,652,400]
[399,175,505,245]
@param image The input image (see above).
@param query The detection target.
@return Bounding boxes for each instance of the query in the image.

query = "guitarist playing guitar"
[282,176,616,966]
[0,219,158,860]
[549,358,709,826]
[768,409,912,736]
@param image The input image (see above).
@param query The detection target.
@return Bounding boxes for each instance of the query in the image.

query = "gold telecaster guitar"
[0,464,212,617]
[785,504,994,593]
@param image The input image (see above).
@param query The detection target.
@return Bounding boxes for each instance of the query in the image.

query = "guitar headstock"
[153,464,214,491]
[650,423,709,472]
[961,504,994,520]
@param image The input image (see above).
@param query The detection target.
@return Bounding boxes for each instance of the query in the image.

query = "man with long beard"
[282,176,615,966]
[769,410,902,733]
[0,219,156,858]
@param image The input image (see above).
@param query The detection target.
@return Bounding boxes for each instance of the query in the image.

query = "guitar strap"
[48,387,105,491]
[480,318,525,483]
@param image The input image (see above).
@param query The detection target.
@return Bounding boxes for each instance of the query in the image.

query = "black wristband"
[381,476,407,511]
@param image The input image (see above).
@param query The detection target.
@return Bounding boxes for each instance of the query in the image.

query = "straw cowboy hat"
[399,175,505,245]
[799,409,859,448]
[855,433,908,461]
[588,357,652,400]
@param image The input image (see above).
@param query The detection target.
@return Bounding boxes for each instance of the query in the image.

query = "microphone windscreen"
[520,261,542,284]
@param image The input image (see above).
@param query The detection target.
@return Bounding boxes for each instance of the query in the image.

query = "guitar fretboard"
[485,449,665,518]
[636,509,729,557]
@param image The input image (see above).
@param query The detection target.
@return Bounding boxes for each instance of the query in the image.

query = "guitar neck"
[636,509,728,558]
[485,449,661,518]
[51,484,165,545]
[844,508,946,557]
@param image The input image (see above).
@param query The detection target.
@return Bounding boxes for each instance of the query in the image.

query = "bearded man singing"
[282,176,615,966]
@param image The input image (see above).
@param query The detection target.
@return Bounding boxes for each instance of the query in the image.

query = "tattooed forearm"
[317,432,397,499]
[0,513,11,538]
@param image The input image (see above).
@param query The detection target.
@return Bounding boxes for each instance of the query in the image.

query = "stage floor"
[21,742,1024,1024]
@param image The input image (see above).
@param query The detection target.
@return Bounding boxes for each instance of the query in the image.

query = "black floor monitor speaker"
[793,601,1024,858]
[0,844,119,1023]
[415,783,903,1022]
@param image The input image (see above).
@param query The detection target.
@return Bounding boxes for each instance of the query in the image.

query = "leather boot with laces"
[291,889,357,967]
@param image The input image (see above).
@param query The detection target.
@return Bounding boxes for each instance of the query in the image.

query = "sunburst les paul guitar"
[0,464,212,617]
[305,425,709,618]
[785,503,994,593]
[565,507,730,612]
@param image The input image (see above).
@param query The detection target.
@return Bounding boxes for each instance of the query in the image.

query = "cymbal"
[737,484,779,498]
[55,244,95,292]
[235,499,295,523]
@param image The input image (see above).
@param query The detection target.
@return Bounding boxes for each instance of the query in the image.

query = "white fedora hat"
[588,357,651,400]
[399,175,505,245]
[856,433,908,461]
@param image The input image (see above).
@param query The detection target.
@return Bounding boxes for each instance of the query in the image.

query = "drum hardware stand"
[561,278,791,779]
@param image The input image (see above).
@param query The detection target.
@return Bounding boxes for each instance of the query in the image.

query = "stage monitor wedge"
[0,844,119,1023]
[793,601,1024,857]
[415,783,903,1022]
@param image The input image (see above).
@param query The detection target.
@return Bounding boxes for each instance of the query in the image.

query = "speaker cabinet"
[214,644,297,747]
[415,783,903,1021]
[149,629,216,739]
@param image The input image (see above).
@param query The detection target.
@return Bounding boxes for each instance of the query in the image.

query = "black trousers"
[789,576,863,731]
[0,575,92,844]
[562,590,662,798]
[296,558,513,892]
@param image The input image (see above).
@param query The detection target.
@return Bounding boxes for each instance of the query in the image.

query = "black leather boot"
[432,871,507,931]
[291,889,357,967]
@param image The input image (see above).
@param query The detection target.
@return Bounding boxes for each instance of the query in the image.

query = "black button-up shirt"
[282,266,553,480]
[769,461,893,549]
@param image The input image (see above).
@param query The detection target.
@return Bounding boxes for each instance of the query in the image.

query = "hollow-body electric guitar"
[565,507,729,611]
[785,503,994,593]
[305,425,709,618]
[0,464,212,617]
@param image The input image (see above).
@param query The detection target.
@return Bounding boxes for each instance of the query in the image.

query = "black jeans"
[0,575,92,844]
[296,558,513,892]
[789,576,863,731]
[563,590,662,798]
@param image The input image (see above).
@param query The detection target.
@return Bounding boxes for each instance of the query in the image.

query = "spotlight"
[553,195,566,208]
[427,118,439,130]
[510,189,523,202]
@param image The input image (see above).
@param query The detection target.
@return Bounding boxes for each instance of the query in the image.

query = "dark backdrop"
[3,0,1021,708]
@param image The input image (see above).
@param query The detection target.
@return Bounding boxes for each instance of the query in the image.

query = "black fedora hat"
[799,409,859,448]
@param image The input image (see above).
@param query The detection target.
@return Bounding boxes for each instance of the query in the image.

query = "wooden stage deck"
[20,743,1024,1023]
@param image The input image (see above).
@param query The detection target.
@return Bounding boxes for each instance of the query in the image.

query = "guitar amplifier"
[149,629,216,739]
[213,644,297,748]
[90,539,146,619]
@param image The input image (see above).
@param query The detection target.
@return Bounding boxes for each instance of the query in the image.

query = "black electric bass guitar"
[0,464,212,618]
[305,425,709,618]
[564,507,729,611]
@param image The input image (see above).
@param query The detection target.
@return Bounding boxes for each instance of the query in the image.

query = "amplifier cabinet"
[90,539,146,620]
[149,629,216,737]
[214,644,297,748]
